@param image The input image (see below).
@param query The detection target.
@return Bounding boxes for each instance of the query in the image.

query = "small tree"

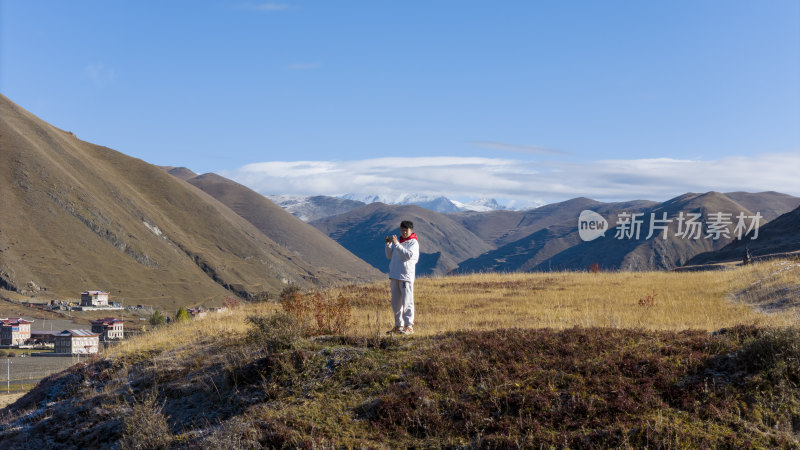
[149,310,167,327]
[175,306,191,322]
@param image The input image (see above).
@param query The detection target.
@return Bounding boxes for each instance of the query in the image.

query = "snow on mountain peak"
[452,198,505,212]
[341,193,514,213]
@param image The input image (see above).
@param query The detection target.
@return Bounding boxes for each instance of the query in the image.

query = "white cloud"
[84,63,115,86]
[222,152,800,205]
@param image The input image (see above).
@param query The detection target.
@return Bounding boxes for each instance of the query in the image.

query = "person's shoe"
[400,325,414,335]
[386,326,402,335]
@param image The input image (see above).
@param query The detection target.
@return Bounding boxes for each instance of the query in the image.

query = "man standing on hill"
[385,220,419,335]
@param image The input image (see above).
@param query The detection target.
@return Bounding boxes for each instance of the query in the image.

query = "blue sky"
[2,1,799,205]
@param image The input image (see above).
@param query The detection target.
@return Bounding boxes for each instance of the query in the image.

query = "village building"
[30,330,59,346]
[0,318,33,346]
[91,317,124,341]
[54,329,100,354]
[187,307,207,319]
[81,290,109,307]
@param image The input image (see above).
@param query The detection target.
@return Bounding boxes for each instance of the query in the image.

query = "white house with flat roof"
[81,291,109,307]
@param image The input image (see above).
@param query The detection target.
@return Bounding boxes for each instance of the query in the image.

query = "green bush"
[175,306,190,322]
[149,310,166,327]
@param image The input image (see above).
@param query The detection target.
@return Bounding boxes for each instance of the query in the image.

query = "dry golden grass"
[110,259,799,356]
[9,260,798,448]
[0,393,25,408]
[337,259,800,337]
[731,260,800,312]
[108,303,279,358]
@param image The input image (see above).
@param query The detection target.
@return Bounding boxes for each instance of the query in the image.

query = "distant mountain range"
[268,193,538,223]
[524,191,782,272]
[311,203,494,276]
[342,194,467,214]
[160,173,800,277]
[310,191,800,275]
[687,204,800,265]
[342,193,548,213]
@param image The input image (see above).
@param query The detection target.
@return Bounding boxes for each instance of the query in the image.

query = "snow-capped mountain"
[405,196,463,213]
[341,193,457,212]
[339,193,390,204]
[451,198,507,212]
[341,193,507,213]
[267,195,366,222]
[269,193,534,222]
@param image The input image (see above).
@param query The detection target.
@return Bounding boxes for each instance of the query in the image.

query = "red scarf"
[399,233,417,243]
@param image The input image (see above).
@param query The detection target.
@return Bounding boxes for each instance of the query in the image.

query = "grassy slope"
[339,260,800,335]
[0,260,798,448]
[1,95,373,308]
[184,173,383,283]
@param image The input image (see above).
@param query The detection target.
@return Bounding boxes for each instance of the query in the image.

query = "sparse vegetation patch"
[1,260,799,447]
[1,318,799,448]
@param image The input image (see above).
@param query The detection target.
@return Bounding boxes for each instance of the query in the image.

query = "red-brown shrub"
[281,290,351,335]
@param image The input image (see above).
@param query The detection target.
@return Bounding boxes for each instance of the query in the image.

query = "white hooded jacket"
[385,236,419,282]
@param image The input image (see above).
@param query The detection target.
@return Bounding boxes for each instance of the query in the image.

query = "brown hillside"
[0,95,348,309]
[688,205,800,264]
[455,199,656,273]
[182,173,382,282]
[540,192,761,271]
[448,197,609,247]
[454,192,793,273]
[159,166,198,181]
[723,191,800,221]
[311,203,493,276]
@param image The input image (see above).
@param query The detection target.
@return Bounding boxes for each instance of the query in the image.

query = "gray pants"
[390,279,414,328]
